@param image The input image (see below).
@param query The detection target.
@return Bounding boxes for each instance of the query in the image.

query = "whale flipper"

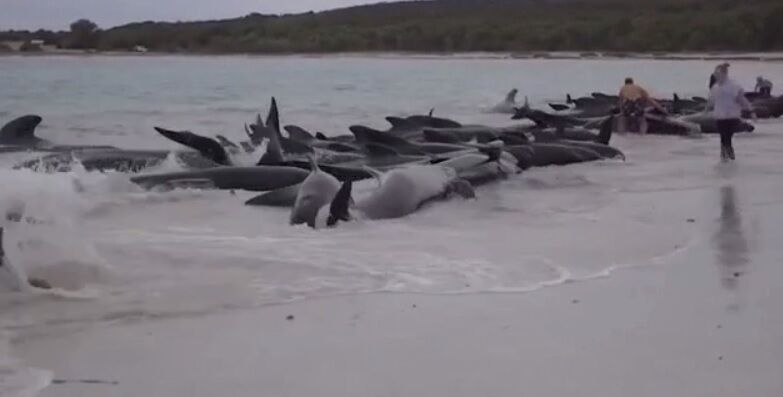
[327,181,353,227]
[244,183,302,207]
[215,135,240,150]
[154,127,230,166]
[596,115,615,145]
[239,141,255,153]
[0,115,44,145]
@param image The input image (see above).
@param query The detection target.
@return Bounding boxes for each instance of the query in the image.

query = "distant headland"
[2,0,782,55]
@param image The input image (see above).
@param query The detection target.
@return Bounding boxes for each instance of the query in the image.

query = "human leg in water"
[616,115,627,133]
[717,119,737,161]
[639,115,648,135]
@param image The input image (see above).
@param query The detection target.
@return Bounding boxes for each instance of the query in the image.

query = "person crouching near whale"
[708,63,756,162]
[755,76,773,97]
[617,77,668,134]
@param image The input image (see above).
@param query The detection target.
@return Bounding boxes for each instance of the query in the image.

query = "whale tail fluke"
[255,98,286,165]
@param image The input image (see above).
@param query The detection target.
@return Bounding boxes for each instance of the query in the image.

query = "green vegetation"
[3,0,783,53]
[68,19,100,49]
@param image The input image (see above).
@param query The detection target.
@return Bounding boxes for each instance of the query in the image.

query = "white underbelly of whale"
[356,165,456,220]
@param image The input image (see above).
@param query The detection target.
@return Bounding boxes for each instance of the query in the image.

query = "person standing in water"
[709,63,728,89]
[617,77,667,134]
[708,63,756,161]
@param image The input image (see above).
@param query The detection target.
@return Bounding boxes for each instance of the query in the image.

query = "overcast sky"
[2,0,380,31]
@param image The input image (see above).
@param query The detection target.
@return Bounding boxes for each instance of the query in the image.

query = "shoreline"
[2,50,783,62]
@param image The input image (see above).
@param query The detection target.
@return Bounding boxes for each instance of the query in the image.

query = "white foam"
[0,333,52,397]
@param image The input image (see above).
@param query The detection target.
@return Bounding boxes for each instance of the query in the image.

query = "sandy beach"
[14,172,783,397]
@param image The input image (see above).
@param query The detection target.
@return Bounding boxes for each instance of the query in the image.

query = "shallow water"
[1,55,782,396]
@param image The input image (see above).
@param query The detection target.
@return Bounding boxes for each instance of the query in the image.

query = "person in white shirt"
[708,63,726,89]
[708,63,756,161]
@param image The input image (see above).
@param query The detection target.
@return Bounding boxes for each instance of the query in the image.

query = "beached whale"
[315,164,476,228]
[1,115,117,154]
[290,157,341,227]
[129,166,309,192]
[680,113,755,134]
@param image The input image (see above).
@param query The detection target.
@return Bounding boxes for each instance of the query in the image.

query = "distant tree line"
[0,18,100,50]
[3,0,783,53]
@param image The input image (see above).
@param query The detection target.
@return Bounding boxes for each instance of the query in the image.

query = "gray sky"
[1,0,379,31]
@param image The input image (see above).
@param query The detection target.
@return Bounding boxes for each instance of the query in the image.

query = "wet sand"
[15,181,783,396]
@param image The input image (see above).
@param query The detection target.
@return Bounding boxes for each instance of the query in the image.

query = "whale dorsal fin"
[315,132,329,140]
[0,115,43,144]
[284,125,315,142]
[385,116,418,132]
[428,108,434,117]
